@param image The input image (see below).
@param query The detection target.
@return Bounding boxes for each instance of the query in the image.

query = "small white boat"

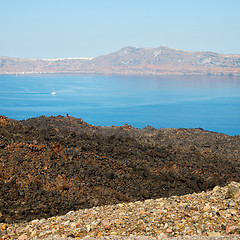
[51,91,56,95]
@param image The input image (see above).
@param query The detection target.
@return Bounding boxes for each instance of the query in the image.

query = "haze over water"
[0,74,240,136]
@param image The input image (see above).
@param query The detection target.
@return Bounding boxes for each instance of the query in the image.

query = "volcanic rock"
[0,115,239,223]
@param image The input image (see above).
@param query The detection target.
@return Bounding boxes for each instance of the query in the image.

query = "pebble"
[86,225,91,232]
[30,220,39,225]
[0,224,7,231]
[0,182,240,239]
[101,219,111,230]
[166,228,173,233]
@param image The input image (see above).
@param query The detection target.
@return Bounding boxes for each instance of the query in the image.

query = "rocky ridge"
[0,115,240,227]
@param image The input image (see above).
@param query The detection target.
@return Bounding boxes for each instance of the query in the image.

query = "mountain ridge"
[0,46,240,75]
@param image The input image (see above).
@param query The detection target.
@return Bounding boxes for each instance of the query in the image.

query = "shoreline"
[1,115,239,137]
[1,72,240,77]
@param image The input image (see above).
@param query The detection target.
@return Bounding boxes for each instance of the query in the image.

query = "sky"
[1,0,240,58]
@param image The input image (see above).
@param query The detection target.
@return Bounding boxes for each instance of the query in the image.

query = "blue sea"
[0,74,240,136]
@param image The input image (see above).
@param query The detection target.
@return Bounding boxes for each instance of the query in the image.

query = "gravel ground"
[1,182,240,240]
[34,235,240,240]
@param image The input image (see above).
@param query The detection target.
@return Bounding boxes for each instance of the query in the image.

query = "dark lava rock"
[0,115,239,223]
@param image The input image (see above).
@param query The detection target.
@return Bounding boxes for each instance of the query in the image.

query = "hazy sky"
[1,0,240,58]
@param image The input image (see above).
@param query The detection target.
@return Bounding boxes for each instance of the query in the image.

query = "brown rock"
[96,232,103,237]
[0,116,9,127]
[1,115,240,225]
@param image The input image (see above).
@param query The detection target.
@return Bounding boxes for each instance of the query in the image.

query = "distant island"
[0,46,240,76]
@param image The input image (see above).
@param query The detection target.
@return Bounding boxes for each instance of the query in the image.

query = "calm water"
[0,74,240,136]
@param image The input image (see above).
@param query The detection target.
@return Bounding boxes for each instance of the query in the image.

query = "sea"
[0,74,240,136]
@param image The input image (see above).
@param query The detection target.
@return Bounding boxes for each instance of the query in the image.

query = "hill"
[0,46,240,75]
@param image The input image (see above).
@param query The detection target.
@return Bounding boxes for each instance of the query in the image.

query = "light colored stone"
[63,220,70,226]
[229,208,237,215]
[226,225,240,234]
[66,210,74,215]
[208,231,221,237]
[17,234,28,240]
[157,233,168,239]
[39,219,45,224]
[86,224,91,232]
[70,222,76,228]
[213,185,220,192]
[203,204,210,211]
[101,218,111,230]
[166,228,173,233]
[30,219,39,225]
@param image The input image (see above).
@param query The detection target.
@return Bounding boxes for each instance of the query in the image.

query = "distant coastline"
[1,72,239,76]
[0,46,240,76]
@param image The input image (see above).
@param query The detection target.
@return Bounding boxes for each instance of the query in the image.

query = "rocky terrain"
[0,46,240,75]
[1,182,240,239]
[0,114,240,228]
